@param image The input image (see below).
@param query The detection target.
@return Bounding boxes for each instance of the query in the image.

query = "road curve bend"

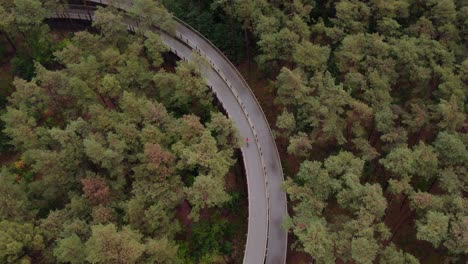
[47,3,287,263]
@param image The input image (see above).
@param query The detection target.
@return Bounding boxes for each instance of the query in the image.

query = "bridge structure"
[47,3,287,263]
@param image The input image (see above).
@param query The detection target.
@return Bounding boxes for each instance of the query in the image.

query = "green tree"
[85,224,145,264]
[335,33,395,107]
[92,6,128,46]
[416,211,449,248]
[153,61,213,115]
[144,32,168,67]
[284,152,390,263]
[117,43,153,91]
[274,67,309,108]
[0,169,34,221]
[130,0,175,32]
[256,27,299,67]
[332,0,370,34]
[293,218,336,264]
[433,132,467,166]
[2,0,54,79]
[0,5,16,51]
[351,237,379,264]
[53,234,86,264]
[207,111,241,150]
[287,132,312,157]
[0,221,44,263]
[293,41,330,72]
[13,0,46,33]
[275,109,296,137]
[380,244,419,264]
[126,196,180,238]
[185,175,231,221]
[143,237,180,264]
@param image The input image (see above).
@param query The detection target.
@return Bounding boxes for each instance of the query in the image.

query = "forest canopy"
[168,0,466,262]
[0,1,243,263]
[205,0,465,263]
[0,0,466,263]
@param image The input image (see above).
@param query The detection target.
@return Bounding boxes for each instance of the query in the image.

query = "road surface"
[47,4,287,263]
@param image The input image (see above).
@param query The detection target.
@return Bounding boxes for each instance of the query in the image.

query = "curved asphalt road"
[47,4,287,263]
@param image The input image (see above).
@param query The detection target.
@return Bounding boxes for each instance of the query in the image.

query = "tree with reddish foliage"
[81,177,110,206]
[143,143,174,177]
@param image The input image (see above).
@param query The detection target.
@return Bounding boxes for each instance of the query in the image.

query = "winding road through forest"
[47,3,287,263]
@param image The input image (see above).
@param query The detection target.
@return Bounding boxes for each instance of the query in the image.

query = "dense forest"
[0,0,466,264]
[0,1,247,263]
[165,0,466,263]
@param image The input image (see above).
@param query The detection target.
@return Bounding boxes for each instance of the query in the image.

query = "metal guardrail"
[48,2,287,263]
